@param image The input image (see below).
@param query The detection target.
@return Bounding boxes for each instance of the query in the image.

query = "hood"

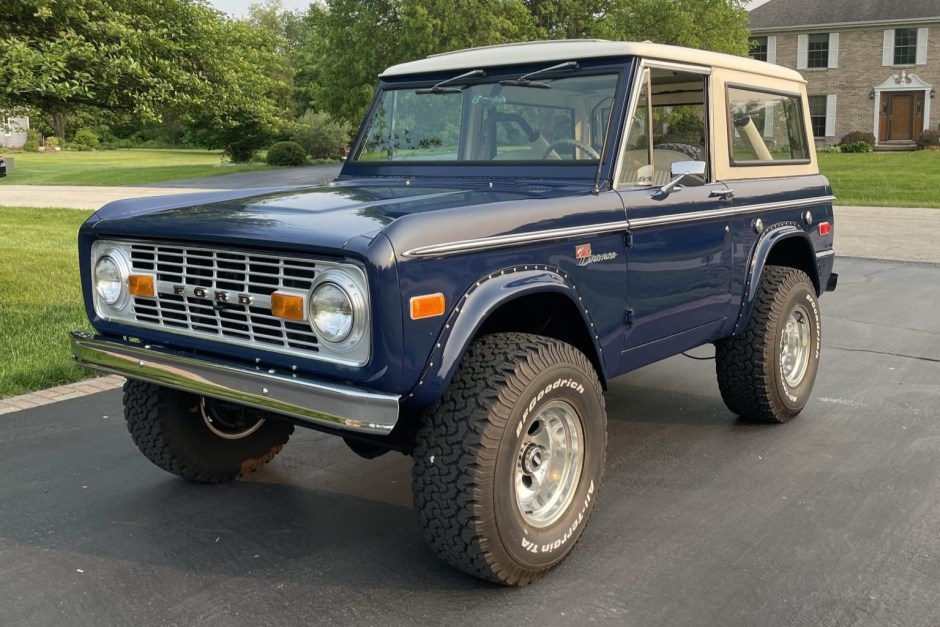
[88,181,547,256]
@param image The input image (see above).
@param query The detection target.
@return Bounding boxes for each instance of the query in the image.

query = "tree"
[304,0,541,123]
[299,0,750,124]
[0,0,290,159]
[604,0,750,55]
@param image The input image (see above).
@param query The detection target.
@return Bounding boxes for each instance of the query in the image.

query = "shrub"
[23,129,40,152]
[45,136,62,148]
[916,129,940,150]
[839,131,876,146]
[838,141,872,153]
[266,141,307,166]
[291,110,352,160]
[70,127,100,150]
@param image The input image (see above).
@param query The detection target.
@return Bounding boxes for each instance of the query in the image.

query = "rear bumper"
[69,331,399,435]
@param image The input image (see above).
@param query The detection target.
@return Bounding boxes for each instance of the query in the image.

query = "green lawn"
[818,150,940,208]
[0,149,269,186]
[0,207,95,397]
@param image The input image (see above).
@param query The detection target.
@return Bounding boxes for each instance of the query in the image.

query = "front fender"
[732,224,818,335]
[404,265,600,407]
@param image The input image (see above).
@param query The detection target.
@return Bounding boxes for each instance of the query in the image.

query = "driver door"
[616,65,733,361]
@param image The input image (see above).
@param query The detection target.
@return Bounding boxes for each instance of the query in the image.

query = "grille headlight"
[94,251,129,307]
[311,282,353,341]
[308,269,367,351]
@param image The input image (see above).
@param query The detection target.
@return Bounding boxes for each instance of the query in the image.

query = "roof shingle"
[749,0,940,31]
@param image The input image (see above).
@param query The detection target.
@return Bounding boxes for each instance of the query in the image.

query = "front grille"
[128,243,321,355]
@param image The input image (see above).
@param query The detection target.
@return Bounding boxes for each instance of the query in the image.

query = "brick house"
[748,0,939,147]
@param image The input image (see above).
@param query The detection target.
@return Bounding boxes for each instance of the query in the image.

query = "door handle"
[710,189,734,200]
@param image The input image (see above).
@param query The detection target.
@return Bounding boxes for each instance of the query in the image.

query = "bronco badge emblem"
[575,243,618,267]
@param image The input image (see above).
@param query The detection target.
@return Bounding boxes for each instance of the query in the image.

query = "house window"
[808,96,828,138]
[807,34,829,68]
[894,28,917,65]
[884,28,928,66]
[749,37,768,61]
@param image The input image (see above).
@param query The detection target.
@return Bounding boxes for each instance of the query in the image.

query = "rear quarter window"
[726,86,809,166]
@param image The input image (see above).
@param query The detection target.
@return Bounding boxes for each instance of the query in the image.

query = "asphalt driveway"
[1,256,938,626]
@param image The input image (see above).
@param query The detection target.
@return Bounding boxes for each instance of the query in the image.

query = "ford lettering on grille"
[127,243,321,357]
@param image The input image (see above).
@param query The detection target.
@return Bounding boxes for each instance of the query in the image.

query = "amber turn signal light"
[410,293,446,320]
[271,292,306,321]
[128,274,155,298]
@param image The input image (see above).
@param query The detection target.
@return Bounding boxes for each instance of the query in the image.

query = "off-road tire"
[716,265,821,422]
[412,333,606,586]
[123,380,293,483]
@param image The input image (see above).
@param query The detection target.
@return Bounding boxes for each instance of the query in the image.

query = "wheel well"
[473,292,607,388]
[765,236,820,294]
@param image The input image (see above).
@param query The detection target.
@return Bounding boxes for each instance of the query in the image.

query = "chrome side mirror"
[657,160,707,196]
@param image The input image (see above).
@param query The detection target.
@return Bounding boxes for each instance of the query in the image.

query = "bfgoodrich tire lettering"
[123,379,293,483]
[716,265,821,423]
[412,332,607,586]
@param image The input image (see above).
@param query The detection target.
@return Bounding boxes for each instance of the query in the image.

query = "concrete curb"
[0,375,125,416]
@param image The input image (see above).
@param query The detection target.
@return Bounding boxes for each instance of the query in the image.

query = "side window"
[618,67,708,187]
[727,87,809,165]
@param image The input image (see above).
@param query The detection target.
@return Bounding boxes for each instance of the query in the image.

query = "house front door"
[878,91,924,141]
[888,93,914,140]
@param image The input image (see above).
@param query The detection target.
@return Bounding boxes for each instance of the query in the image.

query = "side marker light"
[410,293,446,320]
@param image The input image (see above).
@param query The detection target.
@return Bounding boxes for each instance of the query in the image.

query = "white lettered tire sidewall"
[493,362,606,570]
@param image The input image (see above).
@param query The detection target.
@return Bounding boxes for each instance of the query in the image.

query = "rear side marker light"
[271,292,306,321]
[128,274,156,298]
[818,222,831,236]
[410,293,446,320]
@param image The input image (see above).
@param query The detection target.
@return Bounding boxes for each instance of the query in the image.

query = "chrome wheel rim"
[514,400,584,528]
[200,398,265,440]
[780,304,812,387]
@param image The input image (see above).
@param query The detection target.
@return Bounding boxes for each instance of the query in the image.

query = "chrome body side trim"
[402,195,836,257]
[69,331,399,435]
[402,221,631,257]
[816,249,836,258]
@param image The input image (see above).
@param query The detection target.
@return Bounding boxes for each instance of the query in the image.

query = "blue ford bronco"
[71,40,837,586]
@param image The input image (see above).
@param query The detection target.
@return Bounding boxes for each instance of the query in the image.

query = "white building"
[1,117,30,148]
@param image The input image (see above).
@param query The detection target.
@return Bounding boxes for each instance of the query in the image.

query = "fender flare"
[404,265,603,407]
[732,224,819,335]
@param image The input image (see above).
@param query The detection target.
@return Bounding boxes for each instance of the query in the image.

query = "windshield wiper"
[499,61,580,89]
[416,69,486,94]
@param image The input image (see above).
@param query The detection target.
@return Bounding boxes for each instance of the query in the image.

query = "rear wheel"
[123,380,293,483]
[412,333,606,586]
[716,265,821,422]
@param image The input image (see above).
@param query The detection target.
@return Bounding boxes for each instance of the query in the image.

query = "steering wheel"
[542,138,601,160]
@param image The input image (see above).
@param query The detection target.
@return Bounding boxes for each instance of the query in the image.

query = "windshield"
[353,72,620,163]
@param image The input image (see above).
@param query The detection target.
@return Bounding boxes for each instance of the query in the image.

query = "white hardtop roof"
[381,39,804,82]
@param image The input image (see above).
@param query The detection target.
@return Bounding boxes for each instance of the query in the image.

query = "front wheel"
[716,265,822,422]
[412,333,607,586]
[123,380,294,483]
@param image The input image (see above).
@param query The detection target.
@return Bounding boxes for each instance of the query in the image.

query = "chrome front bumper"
[69,331,399,435]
